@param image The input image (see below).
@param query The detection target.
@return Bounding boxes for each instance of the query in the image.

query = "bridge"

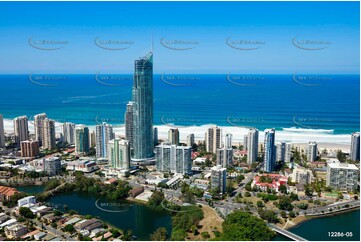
[268,224,307,241]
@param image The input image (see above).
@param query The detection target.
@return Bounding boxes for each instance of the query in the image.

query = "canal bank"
[273,209,360,241]
[16,185,172,241]
[15,185,360,241]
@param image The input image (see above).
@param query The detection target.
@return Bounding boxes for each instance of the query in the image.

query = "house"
[129,186,144,198]
[0,186,19,201]
[34,231,47,240]
[104,178,117,185]
[252,174,288,192]
[5,224,27,239]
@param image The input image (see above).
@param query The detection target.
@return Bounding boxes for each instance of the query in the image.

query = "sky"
[0,1,359,74]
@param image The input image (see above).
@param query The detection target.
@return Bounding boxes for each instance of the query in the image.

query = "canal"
[16,185,360,241]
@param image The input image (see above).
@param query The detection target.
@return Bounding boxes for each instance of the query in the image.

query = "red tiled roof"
[0,186,19,197]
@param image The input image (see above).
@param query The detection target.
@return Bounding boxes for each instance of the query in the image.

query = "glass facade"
[132,53,154,161]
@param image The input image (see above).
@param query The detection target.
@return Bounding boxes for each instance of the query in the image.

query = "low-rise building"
[5,224,27,239]
[291,167,313,184]
[0,186,19,201]
[252,174,288,192]
[66,159,99,173]
[17,196,36,207]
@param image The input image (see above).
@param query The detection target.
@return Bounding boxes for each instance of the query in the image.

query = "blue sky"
[0,1,359,74]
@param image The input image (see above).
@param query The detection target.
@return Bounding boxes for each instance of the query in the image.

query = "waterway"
[16,185,172,240]
[15,185,360,241]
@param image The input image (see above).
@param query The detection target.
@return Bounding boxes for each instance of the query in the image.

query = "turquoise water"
[0,74,359,134]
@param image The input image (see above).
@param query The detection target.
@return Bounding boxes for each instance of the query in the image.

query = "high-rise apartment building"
[350,132,360,161]
[13,116,29,145]
[247,128,259,164]
[263,128,276,172]
[132,53,154,162]
[107,139,130,171]
[95,122,113,158]
[205,126,222,154]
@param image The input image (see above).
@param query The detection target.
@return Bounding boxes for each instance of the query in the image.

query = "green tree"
[19,207,35,219]
[148,190,165,208]
[215,211,275,240]
[64,224,75,233]
[150,227,167,241]
[278,196,293,211]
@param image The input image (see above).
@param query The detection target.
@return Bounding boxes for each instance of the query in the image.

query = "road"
[34,220,75,241]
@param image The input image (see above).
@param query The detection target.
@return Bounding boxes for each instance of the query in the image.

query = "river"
[15,185,360,241]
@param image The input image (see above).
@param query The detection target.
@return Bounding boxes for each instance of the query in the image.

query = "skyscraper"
[132,53,154,162]
[211,165,227,194]
[307,141,318,162]
[0,114,5,148]
[125,101,134,149]
[276,141,292,163]
[62,122,75,144]
[350,132,360,161]
[75,125,90,155]
[107,138,130,171]
[263,128,276,172]
[33,113,47,146]
[168,128,179,145]
[247,128,259,164]
[153,127,158,146]
[42,118,56,150]
[243,135,248,150]
[205,126,222,154]
[13,116,29,145]
[155,142,192,175]
[20,140,39,157]
[216,147,233,168]
[187,133,195,147]
[225,133,232,148]
[95,122,113,158]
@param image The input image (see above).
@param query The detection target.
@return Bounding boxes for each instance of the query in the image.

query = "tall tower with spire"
[131,52,154,162]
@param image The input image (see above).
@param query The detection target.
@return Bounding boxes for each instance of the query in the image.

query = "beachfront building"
[0,114,5,148]
[307,141,318,162]
[13,116,29,145]
[225,133,232,148]
[216,146,233,168]
[350,132,360,161]
[276,141,292,163]
[210,165,227,194]
[42,118,56,150]
[125,101,134,149]
[62,122,75,144]
[154,127,158,146]
[326,160,359,192]
[95,122,113,158]
[206,126,222,154]
[75,125,90,155]
[131,53,154,162]
[187,133,195,147]
[107,138,130,171]
[20,140,39,158]
[291,167,313,185]
[89,130,96,148]
[247,128,259,164]
[155,142,192,175]
[33,113,47,146]
[263,128,276,172]
[168,128,180,145]
[243,134,248,151]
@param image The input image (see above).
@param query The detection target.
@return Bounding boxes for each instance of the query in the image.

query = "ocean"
[0,74,359,145]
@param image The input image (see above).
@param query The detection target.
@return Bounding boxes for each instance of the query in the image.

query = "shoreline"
[2,118,355,151]
[282,207,360,230]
